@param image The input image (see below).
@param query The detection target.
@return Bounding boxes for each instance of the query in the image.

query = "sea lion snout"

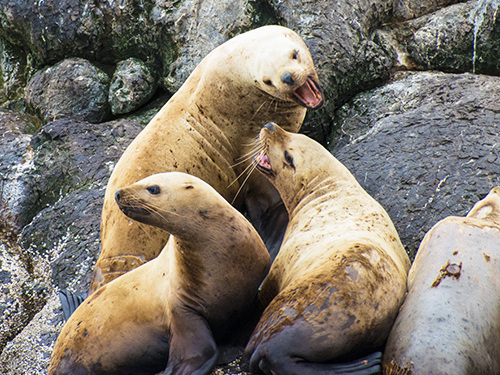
[115,189,122,203]
[280,71,294,85]
[263,122,277,132]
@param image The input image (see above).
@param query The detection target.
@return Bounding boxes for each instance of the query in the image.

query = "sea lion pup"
[242,123,410,375]
[91,25,324,293]
[49,172,270,375]
[383,187,500,375]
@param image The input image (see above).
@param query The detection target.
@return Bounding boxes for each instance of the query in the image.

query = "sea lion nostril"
[264,122,277,131]
[280,71,294,85]
[115,190,121,203]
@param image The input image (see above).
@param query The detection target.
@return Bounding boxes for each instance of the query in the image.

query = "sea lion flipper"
[58,289,87,321]
[165,308,218,375]
[327,351,382,374]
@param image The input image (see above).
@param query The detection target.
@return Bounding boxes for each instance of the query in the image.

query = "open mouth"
[255,153,275,177]
[293,77,324,110]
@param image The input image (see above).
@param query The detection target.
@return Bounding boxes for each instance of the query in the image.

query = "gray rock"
[380,0,500,75]
[392,0,465,20]
[408,0,500,74]
[0,111,40,238]
[109,58,157,115]
[330,71,500,259]
[25,58,111,123]
[0,38,28,103]
[0,242,49,355]
[0,291,62,375]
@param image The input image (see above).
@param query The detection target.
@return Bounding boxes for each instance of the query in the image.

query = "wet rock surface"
[0,0,499,373]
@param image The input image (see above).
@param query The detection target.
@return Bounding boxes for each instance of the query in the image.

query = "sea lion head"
[254,122,332,209]
[115,172,227,237]
[466,186,500,225]
[249,26,324,110]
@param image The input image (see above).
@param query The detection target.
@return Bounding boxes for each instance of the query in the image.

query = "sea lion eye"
[284,150,294,167]
[292,49,298,59]
[147,185,161,195]
[264,79,273,86]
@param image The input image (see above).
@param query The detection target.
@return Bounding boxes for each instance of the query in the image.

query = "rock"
[0,241,49,355]
[380,0,500,75]
[0,291,62,375]
[0,115,145,374]
[0,38,28,103]
[109,58,157,115]
[25,58,111,123]
[330,71,500,259]
[0,111,40,238]
[408,0,500,74]
[392,0,464,20]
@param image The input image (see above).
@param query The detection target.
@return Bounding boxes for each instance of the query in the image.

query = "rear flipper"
[58,289,87,321]
[248,350,382,375]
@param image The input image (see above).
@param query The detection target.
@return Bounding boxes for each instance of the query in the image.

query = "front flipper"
[327,352,382,374]
[164,307,218,375]
[58,289,87,321]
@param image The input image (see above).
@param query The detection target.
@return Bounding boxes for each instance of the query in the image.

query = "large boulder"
[25,58,111,123]
[331,71,500,259]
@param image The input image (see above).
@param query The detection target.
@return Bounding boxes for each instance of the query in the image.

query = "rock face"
[0,0,499,374]
[331,71,500,259]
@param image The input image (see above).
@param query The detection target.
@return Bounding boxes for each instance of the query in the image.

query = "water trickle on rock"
[469,0,500,73]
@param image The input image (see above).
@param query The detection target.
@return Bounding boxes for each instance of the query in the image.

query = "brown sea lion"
[49,172,270,375]
[383,187,500,375]
[243,123,410,374]
[91,25,324,293]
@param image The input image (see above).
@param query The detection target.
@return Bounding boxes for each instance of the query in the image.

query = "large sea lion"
[49,172,270,375]
[243,123,410,374]
[383,187,500,375]
[91,25,324,292]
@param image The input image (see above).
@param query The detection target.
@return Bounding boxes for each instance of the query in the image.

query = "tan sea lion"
[91,25,324,293]
[49,172,270,375]
[242,123,410,374]
[383,187,500,375]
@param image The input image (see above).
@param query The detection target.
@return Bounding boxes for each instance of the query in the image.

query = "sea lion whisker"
[231,161,259,205]
[251,100,269,121]
[228,157,258,188]
[232,145,264,168]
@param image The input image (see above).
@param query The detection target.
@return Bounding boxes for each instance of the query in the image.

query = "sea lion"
[242,123,410,374]
[91,25,324,293]
[49,172,270,375]
[383,187,500,375]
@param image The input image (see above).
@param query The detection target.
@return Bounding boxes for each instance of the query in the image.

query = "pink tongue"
[294,78,322,107]
[257,154,271,169]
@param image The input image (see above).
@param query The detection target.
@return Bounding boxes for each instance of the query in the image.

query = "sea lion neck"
[285,161,362,217]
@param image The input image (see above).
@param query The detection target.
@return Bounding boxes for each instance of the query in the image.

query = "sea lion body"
[92,26,324,292]
[49,172,270,375]
[243,123,410,374]
[383,187,500,375]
